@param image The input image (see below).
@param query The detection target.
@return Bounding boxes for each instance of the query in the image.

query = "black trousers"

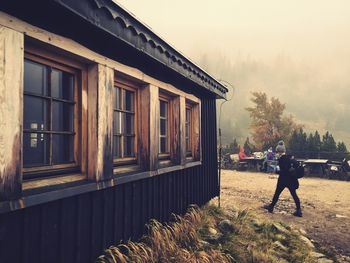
[271,178,301,210]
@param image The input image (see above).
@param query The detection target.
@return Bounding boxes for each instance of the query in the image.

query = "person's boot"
[263,204,274,213]
[293,209,302,217]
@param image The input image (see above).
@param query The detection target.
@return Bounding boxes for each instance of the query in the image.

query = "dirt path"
[219,170,350,260]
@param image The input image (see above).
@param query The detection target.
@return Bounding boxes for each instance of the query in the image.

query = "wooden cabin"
[0,1,228,262]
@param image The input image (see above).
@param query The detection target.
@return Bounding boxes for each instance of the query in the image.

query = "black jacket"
[277,154,299,189]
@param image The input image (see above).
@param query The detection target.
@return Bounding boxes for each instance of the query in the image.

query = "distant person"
[267,147,274,160]
[264,140,302,217]
[262,147,274,172]
[239,146,247,160]
[342,158,350,172]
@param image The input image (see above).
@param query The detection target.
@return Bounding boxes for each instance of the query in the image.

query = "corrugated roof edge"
[55,0,228,99]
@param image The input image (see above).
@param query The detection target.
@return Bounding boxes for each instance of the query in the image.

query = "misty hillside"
[194,52,350,148]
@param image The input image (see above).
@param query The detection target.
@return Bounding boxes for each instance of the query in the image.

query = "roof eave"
[54,0,228,99]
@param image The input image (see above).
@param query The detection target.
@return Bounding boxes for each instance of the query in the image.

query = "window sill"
[113,164,142,175]
[23,173,86,195]
[186,156,194,162]
[158,159,172,168]
[0,161,201,215]
[113,160,201,185]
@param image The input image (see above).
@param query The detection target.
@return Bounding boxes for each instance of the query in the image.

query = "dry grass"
[97,204,319,263]
[96,206,230,263]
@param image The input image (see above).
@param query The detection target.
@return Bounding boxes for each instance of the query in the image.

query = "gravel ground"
[219,170,350,261]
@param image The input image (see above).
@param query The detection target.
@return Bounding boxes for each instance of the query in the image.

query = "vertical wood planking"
[90,191,104,261]
[87,64,98,180]
[179,96,187,164]
[76,193,92,263]
[98,65,114,180]
[170,96,181,164]
[192,102,201,162]
[103,187,115,249]
[212,99,219,196]
[153,175,161,220]
[146,179,153,226]
[132,182,142,239]
[0,210,22,263]
[0,26,23,200]
[139,84,159,171]
[60,198,78,263]
[123,183,132,240]
[87,64,114,181]
[40,202,60,263]
[141,179,150,233]
[114,184,124,243]
[22,205,41,263]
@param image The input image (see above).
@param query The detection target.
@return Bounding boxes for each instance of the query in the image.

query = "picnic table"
[240,157,265,171]
[303,159,329,176]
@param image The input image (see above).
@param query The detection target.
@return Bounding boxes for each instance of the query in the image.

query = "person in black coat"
[265,141,302,217]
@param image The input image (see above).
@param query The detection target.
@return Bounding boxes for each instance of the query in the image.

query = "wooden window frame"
[23,45,86,179]
[158,93,172,161]
[113,78,139,166]
[185,103,193,157]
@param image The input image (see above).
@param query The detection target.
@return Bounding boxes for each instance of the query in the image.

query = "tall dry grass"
[97,204,321,263]
[97,207,230,263]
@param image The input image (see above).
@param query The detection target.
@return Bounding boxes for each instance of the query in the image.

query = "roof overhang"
[55,0,228,98]
[0,0,228,98]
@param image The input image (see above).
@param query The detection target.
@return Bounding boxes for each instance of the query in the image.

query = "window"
[113,80,137,165]
[23,53,80,178]
[185,104,192,156]
[159,96,170,159]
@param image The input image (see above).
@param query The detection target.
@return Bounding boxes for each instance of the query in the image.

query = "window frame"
[23,46,85,179]
[185,103,193,157]
[158,93,171,160]
[113,78,139,166]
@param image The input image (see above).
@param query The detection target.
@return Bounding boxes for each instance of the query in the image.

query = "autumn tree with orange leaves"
[246,92,300,150]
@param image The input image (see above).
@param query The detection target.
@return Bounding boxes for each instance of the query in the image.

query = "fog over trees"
[193,51,350,148]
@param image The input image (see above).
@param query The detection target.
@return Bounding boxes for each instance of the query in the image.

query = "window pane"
[125,113,134,134]
[51,69,74,101]
[186,109,190,122]
[186,138,190,151]
[125,90,134,111]
[114,87,122,110]
[24,60,48,96]
[52,101,74,132]
[113,135,122,158]
[24,96,48,130]
[52,134,74,164]
[23,133,50,167]
[124,136,134,157]
[160,137,167,153]
[160,119,167,136]
[160,100,167,118]
[113,111,124,134]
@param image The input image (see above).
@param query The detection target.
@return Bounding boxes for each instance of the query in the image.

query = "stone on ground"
[218,219,235,233]
[299,235,315,248]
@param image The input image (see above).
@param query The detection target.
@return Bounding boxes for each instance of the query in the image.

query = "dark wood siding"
[0,97,218,263]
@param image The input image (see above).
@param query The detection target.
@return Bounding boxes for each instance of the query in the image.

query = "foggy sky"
[115,0,350,147]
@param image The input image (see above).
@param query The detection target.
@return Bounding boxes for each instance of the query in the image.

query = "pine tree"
[321,131,337,152]
[288,130,298,152]
[337,142,348,153]
[229,138,240,154]
[287,128,307,157]
[307,132,318,158]
[313,131,321,151]
[243,137,254,155]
